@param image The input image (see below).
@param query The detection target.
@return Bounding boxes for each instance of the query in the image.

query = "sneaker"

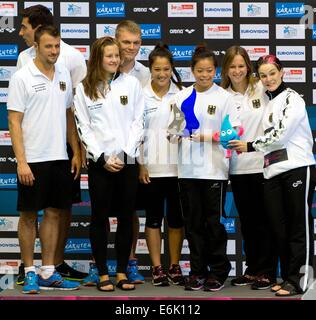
[16,262,25,285]
[184,275,205,291]
[82,262,99,286]
[22,271,40,294]
[168,264,185,285]
[152,265,169,286]
[251,275,276,290]
[231,274,256,286]
[127,259,145,284]
[204,278,224,292]
[56,261,88,281]
[38,271,81,290]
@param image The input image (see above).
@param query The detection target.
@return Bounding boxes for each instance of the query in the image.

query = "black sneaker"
[168,264,185,285]
[231,274,256,286]
[251,275,276,290]
[204,278,224,292]
[55,261,88,281]
[16,262,25,285]
[184,275,205,291]
[152,265,170,286]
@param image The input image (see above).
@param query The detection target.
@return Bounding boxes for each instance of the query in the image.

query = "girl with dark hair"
[221,46,275,290]
[139,42,185,286]
[74,36,145,292]
[229,54,316,296]
[169,44,240,292]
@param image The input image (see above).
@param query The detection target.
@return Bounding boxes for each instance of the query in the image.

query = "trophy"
[168,87,200,137]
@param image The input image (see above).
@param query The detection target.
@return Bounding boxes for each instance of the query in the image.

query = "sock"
[24,266,36,274]
[40,265,55,279]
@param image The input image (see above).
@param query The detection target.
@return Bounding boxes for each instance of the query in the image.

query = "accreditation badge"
[59,81,66,91]
[207,105,216,115]
[252,99,261,108]
[120,95,128,105]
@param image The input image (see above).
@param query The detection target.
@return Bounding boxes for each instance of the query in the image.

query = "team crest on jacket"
[252,99,261,108]
[207,105,216,115]
[59,81,66,91]
[120,96,128,105]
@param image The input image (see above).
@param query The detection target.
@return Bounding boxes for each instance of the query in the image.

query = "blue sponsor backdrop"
[0,0,315,277]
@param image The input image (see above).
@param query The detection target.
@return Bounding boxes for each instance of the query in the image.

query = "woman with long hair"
[74,36,145,292]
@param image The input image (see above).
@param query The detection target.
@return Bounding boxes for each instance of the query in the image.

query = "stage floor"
[0,277,307,300]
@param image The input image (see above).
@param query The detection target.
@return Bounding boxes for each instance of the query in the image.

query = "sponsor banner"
[136,239,164,254]
[0,88,8,102]
[0,174,17,189]
[214,67,222,83]
[72,45,90,60]
[221,217,236,233]
[227,239,236,255]
[169,28,195,35]
[0,260,19,274]
[312,68,316,83]
[276,46,305,61]
[0,131,11,146]
[0,2,17,16]
[140,24,161,39]
[64,260,90,273]
[132,7,159,13]
[109,217,159,233]
[0,104,8,128]
[24,2,54,13]
[0,148,16,165]
[240,24,269,39]
[168,2,197,17]
[276,24,305,39]
[96,24,117,38]
[313,25,316,40]
[179,260,190,276]
[241,45,269,61]
[60,2,90,17]
[314,219,316,233]
[0,238,41,253]
[0,66,15,81]
[136,46,155,61]
[64,238,91,254]
[275,2,305,18]
[313,47,316,61]
[204,24,233,39]
[203,2,233,18]
[60,24,90,39]
[0,44,18,60]
[169,45,195,61]
[96,2,125,18]
[283,67,306,83]
[228,261,236,277]
[313,90,316,104]
[80,174,88,190]
[239,2,269,17]
[0,216,18,231]
[176,67,195,82]
[181,239,190,254]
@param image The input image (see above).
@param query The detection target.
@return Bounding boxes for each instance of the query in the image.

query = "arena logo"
[96,24,117,38]
[239,3,269,18]
[0,155,16,163]
[60,2,90,17]
[72,45,90,60]
[0,131,11,146]
[24,2,54,14]
[169,28,195,34]
[283,68,306,82]
[0,44,18,60]
[0,2,17,16]
[133,7,159,13]
[136,46,155,61]
[64,239,91,253]
[60,24,90,39]
[168,2,197,17]
[0,66,15,81]
[204,24,233,39]
[276,46,305,61]
[96,2,125,18]
[275,2,305,18]
[169,45,195,61]
[276,24,305,39]
[203,2,233,18]
[140,24,161,39]
[241,46,269,61]
[240,24,269,39]
[0,174,17,189]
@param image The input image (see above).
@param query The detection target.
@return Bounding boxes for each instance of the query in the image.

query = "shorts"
[17,160,73,211]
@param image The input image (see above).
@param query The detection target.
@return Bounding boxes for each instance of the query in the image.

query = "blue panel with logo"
[275,2,305,18]
[0,45,18,60]
[96,2,125,17]
[169,46,195,61]
[140,24,161,39]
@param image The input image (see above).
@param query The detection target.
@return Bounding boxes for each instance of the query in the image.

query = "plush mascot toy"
[213,115,244,158]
